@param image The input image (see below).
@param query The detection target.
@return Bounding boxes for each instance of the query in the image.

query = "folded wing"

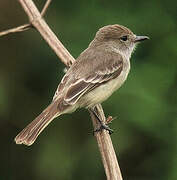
[53,48,123,106]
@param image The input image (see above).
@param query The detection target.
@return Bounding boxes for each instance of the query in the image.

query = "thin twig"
[0,0,51,37]
[2,0,123,179]
[41,0,52,16]
[0,24,31,37]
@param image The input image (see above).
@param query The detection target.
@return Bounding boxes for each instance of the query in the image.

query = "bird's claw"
[94,123,114,135]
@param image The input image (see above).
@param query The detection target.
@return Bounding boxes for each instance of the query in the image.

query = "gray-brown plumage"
[15,24,149,146]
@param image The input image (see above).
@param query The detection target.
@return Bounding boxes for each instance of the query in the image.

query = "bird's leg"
[89,107,114,135]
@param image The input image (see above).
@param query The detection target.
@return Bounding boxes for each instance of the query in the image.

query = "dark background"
[0,0,177,179]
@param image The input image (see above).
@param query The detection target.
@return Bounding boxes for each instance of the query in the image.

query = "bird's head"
[90,24,149,58]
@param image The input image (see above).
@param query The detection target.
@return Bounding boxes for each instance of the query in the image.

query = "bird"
[15,24,149,146]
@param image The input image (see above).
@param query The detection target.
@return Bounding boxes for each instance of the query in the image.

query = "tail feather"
[15,101,60,146]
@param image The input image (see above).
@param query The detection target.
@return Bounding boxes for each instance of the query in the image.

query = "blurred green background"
[0,0,177,179]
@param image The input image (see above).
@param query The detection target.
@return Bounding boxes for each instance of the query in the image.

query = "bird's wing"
[53,49,123,105]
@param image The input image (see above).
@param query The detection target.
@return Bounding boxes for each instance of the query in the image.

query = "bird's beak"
[134,35,149,43]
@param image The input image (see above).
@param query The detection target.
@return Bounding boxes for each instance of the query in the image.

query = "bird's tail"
[15,101,60,146]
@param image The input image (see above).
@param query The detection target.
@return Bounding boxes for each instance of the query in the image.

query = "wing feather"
[64,61,123,105]
[53,48,124,106]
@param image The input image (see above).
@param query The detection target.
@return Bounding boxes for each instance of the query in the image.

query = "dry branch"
[0,0,51,37]
[0,24,30,36]
[1,0,123,179]
[89,105,123,180]
[41,0,52,16]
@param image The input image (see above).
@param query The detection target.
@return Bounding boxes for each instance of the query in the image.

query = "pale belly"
[78,61,130,108]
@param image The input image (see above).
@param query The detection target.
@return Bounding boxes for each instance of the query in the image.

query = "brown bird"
[15,24,149,146]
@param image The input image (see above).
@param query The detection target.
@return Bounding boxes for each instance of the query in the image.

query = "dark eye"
[120,36,128,41]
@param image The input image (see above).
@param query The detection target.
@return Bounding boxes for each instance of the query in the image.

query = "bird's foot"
[94,123,114,135]
[90,107,115,135]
